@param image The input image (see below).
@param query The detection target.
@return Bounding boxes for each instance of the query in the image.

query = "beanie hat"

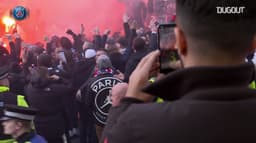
[96,55,112,70]
[85,49,96,59]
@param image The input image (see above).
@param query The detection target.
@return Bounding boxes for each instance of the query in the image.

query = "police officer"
[1,105,47,143]
[0,66,29,142]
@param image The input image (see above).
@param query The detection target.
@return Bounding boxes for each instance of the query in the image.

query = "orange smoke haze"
[0,0,126,43]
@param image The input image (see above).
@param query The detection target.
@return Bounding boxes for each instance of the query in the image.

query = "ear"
[15,121,23,130]
[253,35,256,52]
[174,27,188,56]
[248,35,256,54]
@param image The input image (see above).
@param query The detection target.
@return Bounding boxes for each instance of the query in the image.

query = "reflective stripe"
[0,73,8,80]
[0,86,9,93]
[0,139,15,143]
[148,78,164,103]
[17,95,29,107]
[156,97,164,103]
[149,77,156,83]
[4,110,34,120]
[249,81,256,89]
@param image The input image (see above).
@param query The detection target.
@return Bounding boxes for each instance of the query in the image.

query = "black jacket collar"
[143,63,256,101]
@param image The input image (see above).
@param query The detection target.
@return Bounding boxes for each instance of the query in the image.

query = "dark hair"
[133,37,146,51]
[25,51,37,66]
[96,49,108,53]
[33,46,45,55]
[30,67,49,88]
[37,53,52,67]
[60,37,72,50]
[106,44,119,54]
[176,0,256,57]
[117,37,128,47]
[9,62,22,74]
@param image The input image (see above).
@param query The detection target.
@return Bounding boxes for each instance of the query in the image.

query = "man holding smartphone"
[102,0,256,143]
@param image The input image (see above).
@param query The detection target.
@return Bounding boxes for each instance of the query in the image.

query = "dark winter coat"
[102,63,256,143]
[124,49,148,82]
[25,82,71,143]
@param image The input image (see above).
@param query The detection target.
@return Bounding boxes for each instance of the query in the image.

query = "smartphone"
[158,24,179,74]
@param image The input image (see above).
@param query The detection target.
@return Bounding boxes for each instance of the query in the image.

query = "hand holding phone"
[158,24,180,74]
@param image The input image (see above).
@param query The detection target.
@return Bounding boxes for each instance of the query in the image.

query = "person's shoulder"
[89,75,122,87]
[122,102,172,120]
[49,83,67,88]
[131,50,148,61]
[108,102,172,130]
[0,91,16,96]
[87,76,98,83]
[99,75,122,82]
[104,102,173,143]
[47,83,72,95]
[0,91,19,103]
[30,134,47,143]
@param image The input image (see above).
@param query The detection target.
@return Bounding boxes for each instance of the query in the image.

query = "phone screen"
[158,24,179,74]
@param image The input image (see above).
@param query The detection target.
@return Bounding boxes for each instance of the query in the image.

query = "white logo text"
[216,6,245,14]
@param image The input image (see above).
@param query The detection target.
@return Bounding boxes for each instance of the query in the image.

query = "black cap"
[37,53,52,67]
[0,66,9,80]
[1,105,38,121]
[117,37,128,47]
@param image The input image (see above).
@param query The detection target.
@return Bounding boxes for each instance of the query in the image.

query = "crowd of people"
[0,0,256,143]
[0,11,163,143]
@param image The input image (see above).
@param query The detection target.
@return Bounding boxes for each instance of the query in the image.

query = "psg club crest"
[91,77,122,126]
[11,6,28,21]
